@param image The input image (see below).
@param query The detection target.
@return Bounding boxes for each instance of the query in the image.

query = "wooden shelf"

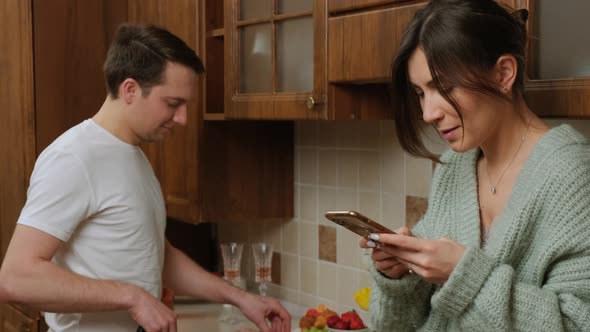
[206,28,224,38]
[204,113,225,121]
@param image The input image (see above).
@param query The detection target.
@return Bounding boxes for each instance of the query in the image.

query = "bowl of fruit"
[299,304,368,332]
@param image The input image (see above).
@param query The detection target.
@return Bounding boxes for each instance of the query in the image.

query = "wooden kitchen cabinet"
[224,0,328,119]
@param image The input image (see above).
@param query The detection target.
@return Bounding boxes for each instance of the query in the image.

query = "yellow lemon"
[354,287,371,311]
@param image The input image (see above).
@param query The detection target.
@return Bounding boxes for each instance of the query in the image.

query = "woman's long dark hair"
[391,0,528,161]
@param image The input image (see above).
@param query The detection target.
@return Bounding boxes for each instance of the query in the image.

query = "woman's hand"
[359,227,413,279]
[367,233,465,284]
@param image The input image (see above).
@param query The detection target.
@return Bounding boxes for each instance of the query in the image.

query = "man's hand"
[128,287,177,332]
[236,293,291,332]
[359,226,413,279]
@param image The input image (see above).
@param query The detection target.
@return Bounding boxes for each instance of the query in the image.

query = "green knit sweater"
[370,125,590,331]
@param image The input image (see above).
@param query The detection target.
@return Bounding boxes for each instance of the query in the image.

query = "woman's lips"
[440,126,459,140]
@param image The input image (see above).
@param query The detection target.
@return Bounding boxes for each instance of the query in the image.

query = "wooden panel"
[201,122,294,223]
[328,0,410,14]
[328,2,425,83]
[129,0,204,223]
[329,84,392,120]
[33,0,128,155]
[0,304,36,332]
[226,94,326,120]
[525,79,590,118]
[0,0,36,261]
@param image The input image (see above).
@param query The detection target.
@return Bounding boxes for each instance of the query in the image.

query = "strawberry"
[350,319,366,330]
[333,320,350,330]
[305,309,319,317]
[326,315,341,328]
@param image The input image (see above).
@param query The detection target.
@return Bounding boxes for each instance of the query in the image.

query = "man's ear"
[495,54,518,94]
[120,78,139,104]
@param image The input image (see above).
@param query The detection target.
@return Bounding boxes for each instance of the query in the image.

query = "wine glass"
[219,242,244,324]
[251,242,273,296]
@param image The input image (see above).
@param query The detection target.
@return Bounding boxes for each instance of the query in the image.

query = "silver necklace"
[484,117,533,195]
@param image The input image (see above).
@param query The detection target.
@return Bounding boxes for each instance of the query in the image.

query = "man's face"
[127,62,197,143]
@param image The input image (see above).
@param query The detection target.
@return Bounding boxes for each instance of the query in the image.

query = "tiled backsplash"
[216,119,590,314]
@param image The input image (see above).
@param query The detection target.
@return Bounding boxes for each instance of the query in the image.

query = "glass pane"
[277,0,313,14]
[240,0,272,21]
[534,0,590,79]
[240,24,272,93]
[277,17,313,92]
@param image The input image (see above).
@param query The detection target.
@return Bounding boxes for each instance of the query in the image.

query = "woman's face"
[407,48,502,152]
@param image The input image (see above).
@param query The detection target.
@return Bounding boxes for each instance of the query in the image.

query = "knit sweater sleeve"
[431,147,590,331]
[369,153,455,331]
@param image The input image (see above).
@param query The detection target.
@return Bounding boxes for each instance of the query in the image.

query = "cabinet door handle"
[306,96,316,109]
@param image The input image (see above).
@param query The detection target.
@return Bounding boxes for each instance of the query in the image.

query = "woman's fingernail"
[368,233,380,241]
[367,240,376,248]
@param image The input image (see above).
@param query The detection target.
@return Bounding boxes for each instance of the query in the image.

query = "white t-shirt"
[18,119,166,332]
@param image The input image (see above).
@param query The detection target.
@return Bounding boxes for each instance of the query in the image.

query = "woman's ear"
[495,54,518,94]
[120,78,139,104]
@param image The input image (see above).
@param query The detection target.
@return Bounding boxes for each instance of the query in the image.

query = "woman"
[360,0,590,331]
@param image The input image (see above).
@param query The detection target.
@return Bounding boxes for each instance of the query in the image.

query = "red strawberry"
[305,308,319,317]
[350,319,366,330]
[341,310,361,323]
[326,315,341,328]
[333,320,350,330]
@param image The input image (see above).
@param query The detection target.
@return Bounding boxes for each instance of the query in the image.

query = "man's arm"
[163,241,291,332]
[0,224,140,312]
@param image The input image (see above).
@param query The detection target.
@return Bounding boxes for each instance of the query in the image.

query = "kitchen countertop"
[175,300,306,332]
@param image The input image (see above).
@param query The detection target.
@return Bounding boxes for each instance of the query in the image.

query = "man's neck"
[92,97,140,145]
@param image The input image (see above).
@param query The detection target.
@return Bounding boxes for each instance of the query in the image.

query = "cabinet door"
[519,0,590,117]
[0,304,37,332]
[224,0,327,119]
[33,0,129,154]
[0,0,36,261]
[129,0,203,223]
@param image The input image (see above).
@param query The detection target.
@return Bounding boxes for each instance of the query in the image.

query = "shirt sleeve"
[18,148,95,241]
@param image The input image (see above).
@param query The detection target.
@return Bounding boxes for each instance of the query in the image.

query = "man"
[0,24,290,332]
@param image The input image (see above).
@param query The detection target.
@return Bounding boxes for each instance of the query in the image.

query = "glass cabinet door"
[524,0,590,117]
[225,0,326,119]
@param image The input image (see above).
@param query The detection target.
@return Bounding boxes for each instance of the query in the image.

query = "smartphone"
[324,210,395,239]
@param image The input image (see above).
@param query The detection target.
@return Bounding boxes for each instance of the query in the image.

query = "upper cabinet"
[516,0,590,118]
[224,0,327,119]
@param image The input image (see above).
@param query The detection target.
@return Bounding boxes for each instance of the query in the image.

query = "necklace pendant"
[490,186,496,195]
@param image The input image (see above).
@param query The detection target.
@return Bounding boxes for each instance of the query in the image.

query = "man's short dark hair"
[103,24,205,98]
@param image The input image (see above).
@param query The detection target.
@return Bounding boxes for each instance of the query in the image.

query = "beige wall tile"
[318,149,339,186]
[336,188,358,211]
[335,121,358,147]
[337,267,358,307]
[299,185,318,223]
[357,121,381,148]
[380,151,405,194]
[405,154,432,197]
[265,221,283,253]
[318,187,339,226]
[296,121,317,147]
[357,270,372,289]
[319,225,337,263]
[299,223,319,259]
[359,192,380,223]
[337,150,358,188]
[318,121,341,147]
[248,222,265,244]
[381,192,405,231]
[406,195,428,229]
[318,262,339,302]
[294,185,300,219]
[358,151,380,190]
[337,228,363,268]
[300,257,318,295]
[280,254,299,289]
[218,222,249,244]
[299,148,317,185]
[282,220,299,254]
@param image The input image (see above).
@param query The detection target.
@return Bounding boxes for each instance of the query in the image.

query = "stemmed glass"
[219,242,244,324]
[252,242,273,296]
